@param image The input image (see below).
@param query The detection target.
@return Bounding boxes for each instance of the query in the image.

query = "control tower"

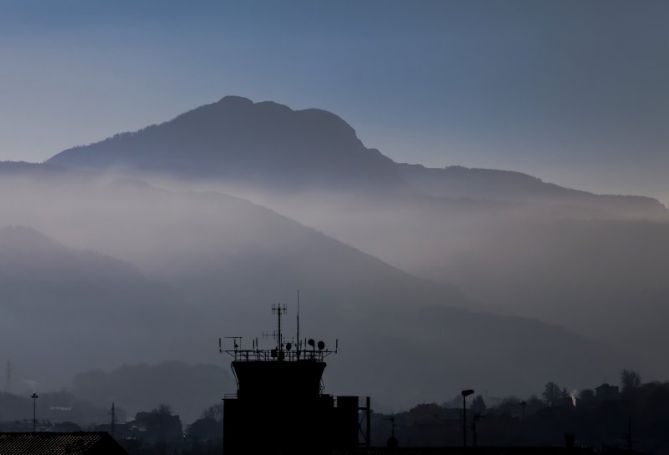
[220,303,370,454]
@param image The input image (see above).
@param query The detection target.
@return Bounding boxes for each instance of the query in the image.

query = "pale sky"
[1,0,668,203]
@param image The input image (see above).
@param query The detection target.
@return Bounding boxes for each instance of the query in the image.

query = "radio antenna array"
[272,303,287,355]
[219,304,337,362]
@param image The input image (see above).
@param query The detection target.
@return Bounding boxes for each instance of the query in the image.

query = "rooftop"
[0,432,126,455]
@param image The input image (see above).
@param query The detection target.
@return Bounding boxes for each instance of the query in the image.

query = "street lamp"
[221,398,225,455]
[461,389,475,449]
[31,393,39,432]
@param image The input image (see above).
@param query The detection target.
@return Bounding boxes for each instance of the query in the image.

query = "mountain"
[47,96,399,189]
[39,96,669,383]
[0,225,196,387]
[46,96,666,218]
[0,390,108,425]
[0,178,621,410]
[398,164,666,218]
[72,362,231,424]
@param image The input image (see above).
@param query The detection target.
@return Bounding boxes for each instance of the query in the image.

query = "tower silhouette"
[220,304,366,454]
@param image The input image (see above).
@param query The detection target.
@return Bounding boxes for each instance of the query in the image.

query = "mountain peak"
[44,96,666,217]
[47,95,399,188]
[0,225,59,249]
[216,95,254,106]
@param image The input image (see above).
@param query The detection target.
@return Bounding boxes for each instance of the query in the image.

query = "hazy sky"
[1,0,668,202]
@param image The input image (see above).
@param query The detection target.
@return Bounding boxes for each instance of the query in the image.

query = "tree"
[577,388,596,404]
[561,388,574,407]
[187,403,224,443]
[201,403,223,422]
[134,404,183,444]
[621,369,642,394]
[470,395,487,414]
[187,417,221,443]
[542,382,562,407]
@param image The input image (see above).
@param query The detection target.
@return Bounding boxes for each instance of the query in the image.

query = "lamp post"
[31,393,39,432]
[221,398,225,455]
[472,413,480,448]
[461,389,475,449]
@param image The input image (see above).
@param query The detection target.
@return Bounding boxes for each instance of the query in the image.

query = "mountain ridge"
[44,96,666,216]
[0,180,624,409]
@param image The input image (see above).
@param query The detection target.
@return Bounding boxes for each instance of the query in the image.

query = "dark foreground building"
[221,305,370,455]
[0,432,127,454]
[333,448,603,455]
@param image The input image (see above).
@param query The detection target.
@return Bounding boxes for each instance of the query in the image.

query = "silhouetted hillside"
[48,96,399,189]
[399,164,666,217]
[261,189,669,380]
[72,362,232,424]
[46,96,665,217]
[44,94,663,381]
[0,390,108,425]
[0,179,620,410]
[0,225,194,387]
[5,95,667,407]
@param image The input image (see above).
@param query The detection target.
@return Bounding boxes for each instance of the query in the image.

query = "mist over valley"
[0,95,665,420]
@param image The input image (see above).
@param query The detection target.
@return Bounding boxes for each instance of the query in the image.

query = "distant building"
[0,432,127,454]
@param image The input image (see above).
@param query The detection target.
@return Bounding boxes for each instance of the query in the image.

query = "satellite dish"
[317,341,325,351]
[308,339,315,347]
[286,343,292,351]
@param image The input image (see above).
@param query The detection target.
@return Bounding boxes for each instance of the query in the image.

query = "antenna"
[221,337,243,360]
[272,303,287,358]
[220,304,338,362]
[296,290,301,358]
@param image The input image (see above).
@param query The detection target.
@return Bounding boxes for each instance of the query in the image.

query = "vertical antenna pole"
[297,290,301,357]
[272,304,287,357]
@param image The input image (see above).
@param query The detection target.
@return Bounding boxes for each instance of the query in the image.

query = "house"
[0,432,127,454]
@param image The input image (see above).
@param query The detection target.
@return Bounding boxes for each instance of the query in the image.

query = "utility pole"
[461,389,475,449]
[31,393,39,432]
[5,361,12,394]
[110,402,116,438]
[366,396,371,448]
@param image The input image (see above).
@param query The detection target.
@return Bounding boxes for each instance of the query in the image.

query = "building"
[0,432,127,454]
[221,305,370,455]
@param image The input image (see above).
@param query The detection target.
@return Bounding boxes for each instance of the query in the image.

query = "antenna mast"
[296,290,301,358]
[220,304,336,361]
[272,304,287,357]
